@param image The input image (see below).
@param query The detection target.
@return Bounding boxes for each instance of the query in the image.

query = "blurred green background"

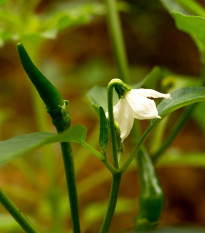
[0,0,205,232]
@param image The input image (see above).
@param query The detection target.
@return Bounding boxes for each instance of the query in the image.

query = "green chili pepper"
[18,43,80,232]
[17,43,71,130]
[17,43,64,110]
[136,148,164,231]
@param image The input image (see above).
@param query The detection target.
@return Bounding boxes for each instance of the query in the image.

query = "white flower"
[111,89,171,141]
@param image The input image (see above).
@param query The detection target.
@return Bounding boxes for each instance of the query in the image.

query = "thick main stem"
[60,142,81,233]
[99,173,121,233]
[0,189,37,233]
[105,0,130,83]
[48,102,81,233]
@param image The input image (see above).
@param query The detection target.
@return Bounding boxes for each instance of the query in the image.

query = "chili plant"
[1,0,205,233]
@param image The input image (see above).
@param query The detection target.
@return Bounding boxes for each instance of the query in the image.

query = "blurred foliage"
[172,12,205,62]
[0,0,106,46]
[0,0,205,232]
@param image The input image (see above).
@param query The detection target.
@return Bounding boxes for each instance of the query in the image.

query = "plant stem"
[0,188,37,233]
[99,173,121,233]
[105,0,130,83]
[60,142,81,233]
[81,141,117,174]
[75,123,99,174]
[47,102,80,233]
[18,43,80,232]
[21,42,61,231]
[152,105,195,162]
[107,82,119,169]
[99,79,130,232]
[120,128,151,173]
[149,116,169,155]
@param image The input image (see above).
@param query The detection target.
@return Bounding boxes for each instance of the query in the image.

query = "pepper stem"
[107,79,131,169]
[105,0,130,83]
[0,188,37,233]
[47,102,81,233]
[18,44,81,233]
[99,173,121,233]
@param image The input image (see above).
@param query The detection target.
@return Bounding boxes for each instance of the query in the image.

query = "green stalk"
[81,141,117,174]
[153,54,205,163]
[99,79,130,233]
[0,188,37,233]
[120,129,150,173]
[107,79,131,168]
[149,117,169,155]
[99,173,121,233]
[152,105,195,162]
[105,0,130,83]
[107,82,119,169]
[60,142,81,233]
[18,44,81,233]
[44,101,81,233]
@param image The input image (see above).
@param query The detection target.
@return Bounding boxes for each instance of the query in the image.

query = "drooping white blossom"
[111,89,171,141]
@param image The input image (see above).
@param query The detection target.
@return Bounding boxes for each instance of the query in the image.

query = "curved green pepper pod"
[18,43,71,131]
[136,148,164,231]
[17,43,64,110]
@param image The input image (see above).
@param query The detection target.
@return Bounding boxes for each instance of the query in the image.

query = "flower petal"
[113,98,134,141]
[133,89,171,99]
[126,91,161,119]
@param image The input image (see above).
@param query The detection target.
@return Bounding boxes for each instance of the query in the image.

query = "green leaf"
[0,2,106,45]
[59,124,87,143]
[171,12,205,61]
[99,106,109,152]
[146,87,205,138]
[160,0,189,15]
[42,2,105,36]
[160,0,205,17]
[0,124,86,166]
[158,87,205,117]
[122,86,205,172]
[87,86,118,112]
[174,0,205,17]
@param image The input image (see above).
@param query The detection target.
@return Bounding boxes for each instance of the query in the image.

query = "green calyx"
[17,43,64,110]
[47,100,71,133]
[108,79,131,99]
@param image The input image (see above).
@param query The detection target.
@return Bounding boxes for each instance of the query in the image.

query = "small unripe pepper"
[17,43,80,232]
[136,148,164,231]
[17,43,71,131]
